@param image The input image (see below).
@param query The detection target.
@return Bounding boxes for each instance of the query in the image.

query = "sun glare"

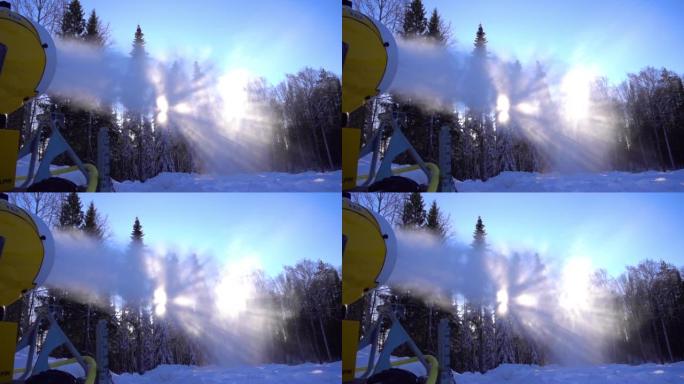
[154,286,168,316]
[497,94,511,124]
[559,257,593,313]
[497,288,509,314]
[561,67,595,121]
[214,258,260,318]
[218,69,251,122]
[156,95,169,125]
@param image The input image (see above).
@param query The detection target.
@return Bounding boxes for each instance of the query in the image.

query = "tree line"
[5,193,341,374]
[353,0,684,181]
[351,192,684,373]
[7,0,341,184]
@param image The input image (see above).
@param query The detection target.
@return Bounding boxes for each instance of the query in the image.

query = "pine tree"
[401,192,426,228]
[402,0,427,38]
[425,200,446,238]
[474,23,488,55]
[131,25,146,58]
[426,9,444,43]
[472,216,487,249]
[82,201,103,239]
[131,217,144,244]
[84,9,104,45]
[58,192,83,229]
[60,0,86,39]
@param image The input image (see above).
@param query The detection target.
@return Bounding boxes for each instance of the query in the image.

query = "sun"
[559,257,593,313]
[214,257,259,318]
[561,66,595,121]
[218,69,251,122]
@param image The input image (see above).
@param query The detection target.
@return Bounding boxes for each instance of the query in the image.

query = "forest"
[6,0,341,183]
[352,0,684,181]
[351,192,684,373]
[5,192,342,374]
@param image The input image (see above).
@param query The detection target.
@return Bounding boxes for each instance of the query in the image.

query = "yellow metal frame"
[0,129,19,192]
[358,162,441,192]
[0,8,49,114]
[13,356,97,384]
[355,355,440,384]
[16,163,99,192]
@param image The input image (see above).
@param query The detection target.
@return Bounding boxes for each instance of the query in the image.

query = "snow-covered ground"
[16,156,341,191]
[456,169,684,192]
[451,363,684,384]
[14,349,340,384]
[114,170,341,192]
[357,155,684,191]
[357,346,684,384]
[114,362,340,384]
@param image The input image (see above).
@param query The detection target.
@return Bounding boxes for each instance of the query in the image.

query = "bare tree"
[10,0,66,33]
[354,0,407,34]
[9,192,64,227]
[350,192,405,225]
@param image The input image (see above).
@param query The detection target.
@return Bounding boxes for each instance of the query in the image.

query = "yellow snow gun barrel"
[342,1,398,191]
[0,198,54,384]
[342,197,396,383]
[0,1,57,191]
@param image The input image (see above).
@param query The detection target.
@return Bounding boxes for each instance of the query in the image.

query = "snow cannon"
[342,198,396,306]
[0,3,96,194]
[0,197,97,384]
[0,1,56,115]
[342,2,440,193]
[342,197,439,384]
[0,199,54,309]
[342,2,397,115]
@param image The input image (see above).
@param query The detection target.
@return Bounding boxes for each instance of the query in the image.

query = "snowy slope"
[358,154,684,191]
[357,345,684,384]
[15,349,340,384]
[452,363,684,384]
[114,362,340,384]
[383,357,684,384]
[456,169,684,192]
[114,170,341,192]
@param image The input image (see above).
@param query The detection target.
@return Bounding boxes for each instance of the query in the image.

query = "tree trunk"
[318,316,332,362]
[659,317,673,362]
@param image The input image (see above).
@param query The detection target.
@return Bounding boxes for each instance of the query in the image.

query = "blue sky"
[423,0,684,83]
[80,193,340,276]
[78,0,340,84]
[428,193,684,277]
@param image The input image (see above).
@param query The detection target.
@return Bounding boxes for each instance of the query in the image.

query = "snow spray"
[48,39,275,174]
[388,229,618,365]
[389,37,617,172]
[46,230,278,365]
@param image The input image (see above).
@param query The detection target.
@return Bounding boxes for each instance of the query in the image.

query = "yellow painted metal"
[342,127,362,191]
[0,130,19,192]
[342,199,388,305]
[342,320,360,383]
[0,322,17,384]
[0,8,48,114]
[357,162,441,192]
[15,163,99,192]
[342,7,390,113]
[14,356,97,384]
[355,355,440,384]
[0,200,44,307]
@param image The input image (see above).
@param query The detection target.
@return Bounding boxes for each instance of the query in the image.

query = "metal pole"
[439,126,456,192]
[96,319,111,384]
[438,318,453,384]
[97,127,113,192]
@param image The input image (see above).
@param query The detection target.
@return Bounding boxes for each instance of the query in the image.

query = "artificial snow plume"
[389,229,618,365]
[49,39,275,175]
[388,37,618,172]
[46,230,278,365]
